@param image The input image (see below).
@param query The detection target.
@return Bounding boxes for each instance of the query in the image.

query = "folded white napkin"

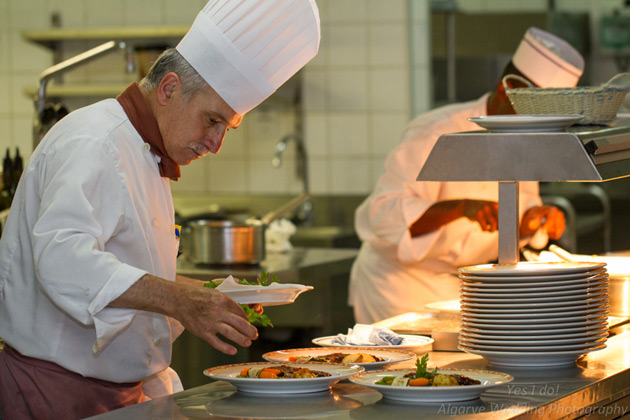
[332,324,405,346]
[265,218,296,253]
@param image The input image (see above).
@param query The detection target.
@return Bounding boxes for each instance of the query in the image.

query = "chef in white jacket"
[349,27,583,324]
[0,1,320,419]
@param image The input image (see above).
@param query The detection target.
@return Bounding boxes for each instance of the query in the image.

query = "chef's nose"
[208,129,227,154]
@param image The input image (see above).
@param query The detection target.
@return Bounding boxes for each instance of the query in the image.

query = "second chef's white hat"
[512,27,584,88]
[176,0,321,114]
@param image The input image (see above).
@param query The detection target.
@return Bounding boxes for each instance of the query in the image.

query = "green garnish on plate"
[203,269,277,327]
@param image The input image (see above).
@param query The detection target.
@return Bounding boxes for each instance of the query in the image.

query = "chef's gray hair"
[140,48,208,101]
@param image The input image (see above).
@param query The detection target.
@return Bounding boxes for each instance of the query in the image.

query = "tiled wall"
[0,0,627,197]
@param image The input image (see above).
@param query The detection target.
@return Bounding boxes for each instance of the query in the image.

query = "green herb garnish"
[203,269,278,327]
[375,376,396,385]
[415,353,437,379]
[259,269,279,286]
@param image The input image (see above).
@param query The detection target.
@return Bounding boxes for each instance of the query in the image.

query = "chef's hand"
[174,284,259,355]
[520,205,565,240]
[462,200,499,233]
[111,274,259,356]
[206,277,263,314]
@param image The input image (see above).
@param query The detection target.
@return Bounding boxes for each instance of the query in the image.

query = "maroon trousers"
[0,346,145,420]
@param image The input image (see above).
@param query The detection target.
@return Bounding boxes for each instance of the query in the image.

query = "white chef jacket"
[348,95,546,324]
[0,99,184,397]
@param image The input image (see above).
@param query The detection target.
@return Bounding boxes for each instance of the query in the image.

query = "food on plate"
[204,269,278,327]
[238,365,332,379]
[375,354,481,387]
[288,352,384,364]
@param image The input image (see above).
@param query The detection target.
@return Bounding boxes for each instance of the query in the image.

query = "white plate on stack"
[460,295,609,310]
[457,261,609,367]
[460,272,607,291]
[461,301,608,314]
[460,329,608,343]
[460,282,608,297]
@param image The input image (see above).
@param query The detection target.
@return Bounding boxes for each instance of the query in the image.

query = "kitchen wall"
[0,0,628,198]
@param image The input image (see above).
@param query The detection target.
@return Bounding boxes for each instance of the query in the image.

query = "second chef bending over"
[349,27,582,324]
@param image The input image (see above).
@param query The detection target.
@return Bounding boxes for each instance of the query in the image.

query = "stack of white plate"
[457,261,609,367]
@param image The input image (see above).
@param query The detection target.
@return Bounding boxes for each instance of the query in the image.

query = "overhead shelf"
[23,83,130,99]
[22,26,189,49]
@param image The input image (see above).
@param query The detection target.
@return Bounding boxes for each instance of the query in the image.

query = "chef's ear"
[157,72,180,103]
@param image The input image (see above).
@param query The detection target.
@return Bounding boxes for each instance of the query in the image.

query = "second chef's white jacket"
[0,99,184,397]
[348,95,546,324]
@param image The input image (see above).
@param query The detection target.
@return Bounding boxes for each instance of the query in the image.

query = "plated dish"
[349,368,514,403]
[312,334,434,354]
[203,362,363,394]
[214,279,314,306]
[467,114,583,132]
[262,347,416,370]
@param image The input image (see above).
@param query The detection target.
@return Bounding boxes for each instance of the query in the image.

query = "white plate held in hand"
[213,276,313,306]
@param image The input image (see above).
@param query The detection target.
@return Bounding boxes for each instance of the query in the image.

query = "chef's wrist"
[110,273,180,317]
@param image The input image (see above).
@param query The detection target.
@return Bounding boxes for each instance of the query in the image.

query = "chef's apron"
[0,345,144,420]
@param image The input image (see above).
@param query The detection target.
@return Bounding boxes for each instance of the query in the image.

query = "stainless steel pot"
[187,219,265,265]
[184,194,309,265]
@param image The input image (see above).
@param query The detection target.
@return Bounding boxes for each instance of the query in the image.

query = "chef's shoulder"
[40,99,127,145]
[32,99,131,169]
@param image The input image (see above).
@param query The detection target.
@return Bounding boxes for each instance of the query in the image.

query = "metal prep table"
[86,321,630,420]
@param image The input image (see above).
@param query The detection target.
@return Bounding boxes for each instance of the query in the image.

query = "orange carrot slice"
[258,370,279,379]
[408,377,430,387]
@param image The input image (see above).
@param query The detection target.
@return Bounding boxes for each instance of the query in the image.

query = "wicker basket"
[503,73,630,125]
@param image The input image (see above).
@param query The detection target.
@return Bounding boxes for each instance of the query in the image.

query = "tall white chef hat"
[176,0,320,115]
[512,27,584,88]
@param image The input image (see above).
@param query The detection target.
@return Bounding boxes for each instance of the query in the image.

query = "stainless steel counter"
[88,323,630,420]
[177,247,358,281]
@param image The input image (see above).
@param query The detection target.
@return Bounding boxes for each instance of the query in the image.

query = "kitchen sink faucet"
[34,40,135,149]
[272,133,313,224]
